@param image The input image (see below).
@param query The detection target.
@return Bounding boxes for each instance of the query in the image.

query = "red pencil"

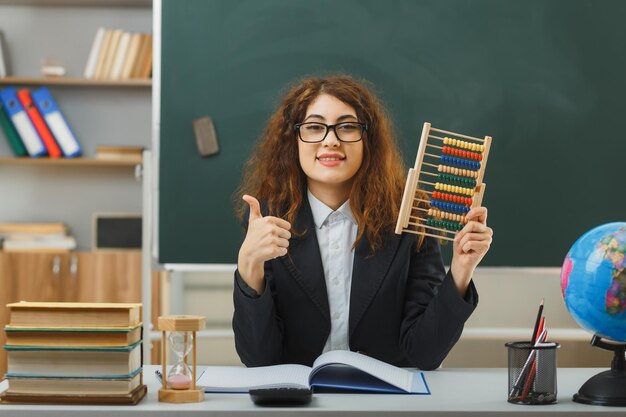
[520,359,537,400]
[521,328,548,401]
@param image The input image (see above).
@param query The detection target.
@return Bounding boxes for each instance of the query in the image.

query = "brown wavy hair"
[236,75,425,253]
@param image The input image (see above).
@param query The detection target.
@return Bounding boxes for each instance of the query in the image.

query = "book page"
[196,364,311,392]
[311,350,426,393]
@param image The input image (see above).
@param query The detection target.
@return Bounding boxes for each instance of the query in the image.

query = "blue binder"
[31,87,82,157]
[0,87,46,157]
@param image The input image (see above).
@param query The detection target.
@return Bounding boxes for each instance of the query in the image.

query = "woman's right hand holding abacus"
[237,195,291,294]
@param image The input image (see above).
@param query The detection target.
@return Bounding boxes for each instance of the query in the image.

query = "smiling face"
[297,94,364,204]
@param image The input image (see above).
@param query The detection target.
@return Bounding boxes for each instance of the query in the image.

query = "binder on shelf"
[84,27,106,79]
[0,99,27,156]
[31,87,82,157]
[0,88,46,157]
[17,89,62,158]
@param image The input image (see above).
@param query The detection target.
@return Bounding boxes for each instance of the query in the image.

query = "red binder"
[16,89,62,158]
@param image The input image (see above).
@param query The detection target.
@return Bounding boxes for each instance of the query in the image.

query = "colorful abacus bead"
[443,137,485,152]
[437,165,479,179]
[442,146,483,161]
[425,218,464,232]
[428,208,468,223]
[434,183,475,197]
[441,155,481,170]
[430,200,470,214]
[432,191,473,206]
[438,173,477,188]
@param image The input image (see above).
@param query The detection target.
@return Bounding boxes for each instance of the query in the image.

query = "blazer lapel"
[349,232,402,338]
[280,201,330,321]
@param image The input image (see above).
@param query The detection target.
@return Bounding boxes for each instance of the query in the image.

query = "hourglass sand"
[157,315,206,403]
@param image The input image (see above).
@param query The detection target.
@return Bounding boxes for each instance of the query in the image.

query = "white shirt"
[307,190,358,353]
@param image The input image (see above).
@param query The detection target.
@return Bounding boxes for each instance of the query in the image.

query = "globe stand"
[573,335,626,406]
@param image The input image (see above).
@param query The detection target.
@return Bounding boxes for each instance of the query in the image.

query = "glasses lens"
[335,122,363,142]
[299,123,327,142]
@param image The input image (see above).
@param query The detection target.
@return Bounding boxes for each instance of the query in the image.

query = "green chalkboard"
[160,0,626,266]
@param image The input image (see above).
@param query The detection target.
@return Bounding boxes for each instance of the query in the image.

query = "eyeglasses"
[294,122,368,143]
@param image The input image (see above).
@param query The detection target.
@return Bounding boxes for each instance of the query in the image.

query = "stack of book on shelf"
[0,223,76,252]
[84,28,152,81]
[1,301,146,405]
[95,145,144,164]
[0,86,82,158]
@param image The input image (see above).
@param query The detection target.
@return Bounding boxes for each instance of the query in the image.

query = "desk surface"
[1,366,625,416]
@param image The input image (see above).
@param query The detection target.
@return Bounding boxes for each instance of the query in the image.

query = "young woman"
[233,75,493,369]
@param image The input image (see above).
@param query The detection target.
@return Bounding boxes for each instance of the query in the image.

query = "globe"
[561,222,626,342]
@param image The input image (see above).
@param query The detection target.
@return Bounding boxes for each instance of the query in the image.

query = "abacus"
[395,122,492,241]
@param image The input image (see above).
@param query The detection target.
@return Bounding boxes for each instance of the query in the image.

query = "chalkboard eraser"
[193,116,219,157]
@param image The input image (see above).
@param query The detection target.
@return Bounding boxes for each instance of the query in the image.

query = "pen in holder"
[506,341,560,405]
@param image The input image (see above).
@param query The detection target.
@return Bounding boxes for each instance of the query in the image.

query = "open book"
[196,350,430,394]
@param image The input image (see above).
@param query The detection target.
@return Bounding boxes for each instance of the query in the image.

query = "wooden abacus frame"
[395,122,492,241]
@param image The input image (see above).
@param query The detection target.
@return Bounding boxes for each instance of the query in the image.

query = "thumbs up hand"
[237,195,292,293]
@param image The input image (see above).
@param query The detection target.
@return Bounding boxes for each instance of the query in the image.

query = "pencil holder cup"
[505,341,560,405]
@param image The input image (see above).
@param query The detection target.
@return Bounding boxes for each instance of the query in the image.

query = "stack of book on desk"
[1,302,146,405]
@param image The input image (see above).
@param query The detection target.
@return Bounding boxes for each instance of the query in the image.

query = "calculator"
[249,388,313,406]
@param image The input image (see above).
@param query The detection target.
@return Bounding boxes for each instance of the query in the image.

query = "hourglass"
[157,315,205,403]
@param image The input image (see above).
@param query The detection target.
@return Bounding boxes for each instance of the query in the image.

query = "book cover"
[101,29,123,80]
[5,324,142,347]
[5,372,142,396]
[95,145,144,163]
[16,89,62,158]
[196,350,431,394]
[2,236,77,252]
[0,223,67,235]
[7,301,142,328]
[0,87,46,157]
[138,34,152,79]
[5,341,142,378]
[96,145,144,154]
[0,383,147,405]
[93,28,113,79]
[110,32,130,80]
[0,98,27,156]
[31,87,82,157]
[120,33,141,80]
[84,27,106,79]
[131,34,150,79]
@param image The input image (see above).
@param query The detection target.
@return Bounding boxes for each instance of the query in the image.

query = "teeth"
[319,158,342,161]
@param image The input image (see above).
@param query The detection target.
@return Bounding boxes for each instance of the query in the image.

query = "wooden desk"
[1,366,625,416]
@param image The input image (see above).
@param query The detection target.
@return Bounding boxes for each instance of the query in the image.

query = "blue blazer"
[232,199,478,369]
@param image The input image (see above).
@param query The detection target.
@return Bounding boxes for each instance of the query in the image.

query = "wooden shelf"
[0,157,142,167]
[0,77,151,87]
[0,0,151,7]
